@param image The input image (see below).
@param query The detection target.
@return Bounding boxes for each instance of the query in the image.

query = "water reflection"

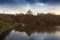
[5,30,60,40]
[5,30,28,40]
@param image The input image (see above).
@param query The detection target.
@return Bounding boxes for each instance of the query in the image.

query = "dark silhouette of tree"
[26,9,33,15]
[0,10,60,35]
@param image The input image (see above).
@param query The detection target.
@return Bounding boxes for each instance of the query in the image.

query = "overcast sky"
[0,0,60,14]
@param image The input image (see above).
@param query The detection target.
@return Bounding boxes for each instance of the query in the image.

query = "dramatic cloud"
[0,0,60,5]
[0,0,17,5]
[0,0,60,14]
[40,0,60,5]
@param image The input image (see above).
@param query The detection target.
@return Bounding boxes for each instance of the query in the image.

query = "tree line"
[0,10,60,34]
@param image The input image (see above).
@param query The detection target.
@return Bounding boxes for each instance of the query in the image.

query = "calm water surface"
[4,30,60,40]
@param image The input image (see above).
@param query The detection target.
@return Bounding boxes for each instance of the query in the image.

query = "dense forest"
[0,10,60,35]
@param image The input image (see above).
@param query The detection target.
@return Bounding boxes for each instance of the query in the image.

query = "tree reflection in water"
[5,30,60,40]
[0,26,59,40]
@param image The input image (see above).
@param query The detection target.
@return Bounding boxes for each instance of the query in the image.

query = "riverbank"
[0,12,60,34]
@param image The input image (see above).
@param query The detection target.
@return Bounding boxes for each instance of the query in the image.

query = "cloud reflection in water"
[5,30,60,40]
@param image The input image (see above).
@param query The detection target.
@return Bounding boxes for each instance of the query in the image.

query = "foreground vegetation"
[0,10,60,34]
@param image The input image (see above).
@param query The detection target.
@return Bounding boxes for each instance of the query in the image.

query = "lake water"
[4,30,60,40]
[0,26,60,40]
